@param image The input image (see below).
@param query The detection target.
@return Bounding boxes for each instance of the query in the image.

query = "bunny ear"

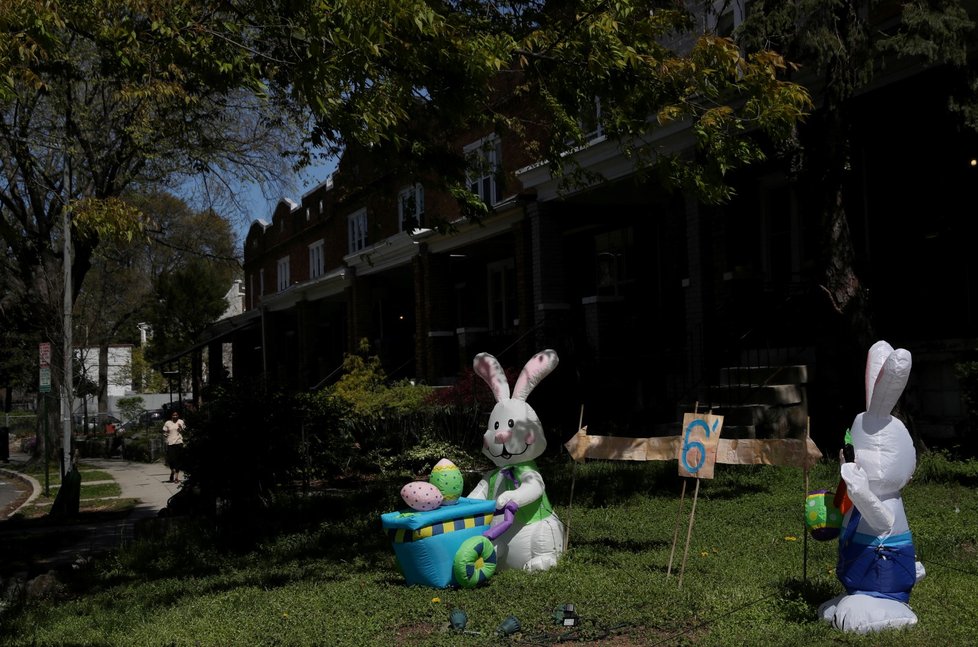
[473,352,510,402]
[512,349,559,402]
[865,340,894,410]
[868,347,912,417]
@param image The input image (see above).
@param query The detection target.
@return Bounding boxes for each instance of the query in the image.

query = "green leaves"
[71,197,148,244]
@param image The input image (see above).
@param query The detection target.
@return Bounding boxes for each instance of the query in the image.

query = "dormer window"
[277,256,290,291]
[348,209,368,254]
[464,136,503,206]
[398,184,425,233]
[309,239,325,279]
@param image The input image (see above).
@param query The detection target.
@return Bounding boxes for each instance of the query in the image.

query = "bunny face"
[473,350,558,467]
[482,399,547,466]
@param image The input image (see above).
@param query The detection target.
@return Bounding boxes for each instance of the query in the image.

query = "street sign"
[39,342,51,393]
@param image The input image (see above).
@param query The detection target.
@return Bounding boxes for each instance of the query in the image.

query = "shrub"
[116,396,145,424]
[121,434,162,463]
[914,449,978,486]
[181,347,494,521]
[4,413,37,438]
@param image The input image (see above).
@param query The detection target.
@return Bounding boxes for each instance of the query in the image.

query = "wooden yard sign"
[677,412,723,479]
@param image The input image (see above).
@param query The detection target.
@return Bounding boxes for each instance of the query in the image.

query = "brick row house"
[188,9,978,451]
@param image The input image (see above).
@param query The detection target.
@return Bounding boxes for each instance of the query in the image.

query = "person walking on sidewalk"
[163,410,186,483]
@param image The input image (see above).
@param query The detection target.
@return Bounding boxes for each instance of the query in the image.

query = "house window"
[487,259,517,331]
[465,136,503,206]
[309,239,325,279]
[705,0,745,36]
[580,97,604,143]
[305,207,310,221]
[398,184,425,232]
[348,208,368,254]
[277,256,290,291]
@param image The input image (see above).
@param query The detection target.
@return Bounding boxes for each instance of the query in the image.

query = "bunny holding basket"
[819,340,926,633]
[466,349,565,572]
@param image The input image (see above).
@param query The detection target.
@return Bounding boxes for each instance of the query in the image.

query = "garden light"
[552,603,579,627]
[496,615,521,637]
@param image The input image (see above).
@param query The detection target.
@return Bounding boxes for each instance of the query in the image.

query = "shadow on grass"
[775,576,840,623]
[0,508,133,577]
[66,487,405,614]
[544,458,777,508]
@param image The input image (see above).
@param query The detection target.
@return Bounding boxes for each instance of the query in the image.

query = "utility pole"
[62,145,73,476]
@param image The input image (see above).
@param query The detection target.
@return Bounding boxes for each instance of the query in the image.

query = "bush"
[914,449,978,486]
[326,345,485,476]
[116,396,145,424]
[4,413,37,438]
[180,346,493,522]
[121,434,163,463]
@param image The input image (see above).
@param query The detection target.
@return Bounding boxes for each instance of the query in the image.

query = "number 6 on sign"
[678,413,723,479]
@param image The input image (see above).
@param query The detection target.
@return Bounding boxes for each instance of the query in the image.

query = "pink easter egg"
[400,481,444,511]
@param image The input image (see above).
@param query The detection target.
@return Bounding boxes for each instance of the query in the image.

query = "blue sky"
[229,157,338,243]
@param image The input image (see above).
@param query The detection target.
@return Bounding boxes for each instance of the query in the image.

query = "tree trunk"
[99,343,109,415]
[804,103,877,449]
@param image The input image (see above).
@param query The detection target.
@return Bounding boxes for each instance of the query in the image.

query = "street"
[0,471,31,519]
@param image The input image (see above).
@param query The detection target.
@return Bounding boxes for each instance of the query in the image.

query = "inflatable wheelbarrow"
[381,499,518,588]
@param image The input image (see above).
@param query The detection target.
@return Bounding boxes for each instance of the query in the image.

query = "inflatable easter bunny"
[466,349,565,572]
[819,341,925,633]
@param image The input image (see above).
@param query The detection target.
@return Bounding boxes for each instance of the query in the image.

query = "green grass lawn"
[1,455,976,646]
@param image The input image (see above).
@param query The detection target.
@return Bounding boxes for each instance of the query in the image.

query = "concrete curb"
[0,467,41,518]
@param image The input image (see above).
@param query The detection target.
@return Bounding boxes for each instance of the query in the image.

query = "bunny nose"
[494,430,512,444]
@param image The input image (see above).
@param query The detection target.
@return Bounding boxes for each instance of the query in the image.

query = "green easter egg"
[430,458,463,505]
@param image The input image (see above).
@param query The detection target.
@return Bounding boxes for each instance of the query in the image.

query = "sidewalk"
[0,451,181,573]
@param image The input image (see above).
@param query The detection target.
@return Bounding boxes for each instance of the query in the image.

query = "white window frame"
[309,239,325,279]
[583,96,604,142]
[277,256,290,291]
[705,0,745,36]
[464,136,502,206]
[348,208,368,254]
[398,183,425,233]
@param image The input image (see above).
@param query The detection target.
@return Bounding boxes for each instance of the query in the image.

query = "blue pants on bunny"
[837,509,917,603]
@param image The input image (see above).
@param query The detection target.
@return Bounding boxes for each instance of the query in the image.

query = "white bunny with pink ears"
[466,349,565,572]
[819,340,925,633]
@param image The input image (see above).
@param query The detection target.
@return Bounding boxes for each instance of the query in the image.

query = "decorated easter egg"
[805,489,843,541]
[401,481,444,511]
[429,458,464,505]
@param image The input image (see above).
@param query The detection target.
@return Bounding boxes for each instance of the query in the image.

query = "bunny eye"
[493,421,499,430]
[508,419,514,428]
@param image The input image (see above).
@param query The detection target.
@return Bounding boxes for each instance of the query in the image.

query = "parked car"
[139,409,166,425]
[117,409,165,434]
[73,413,122,436]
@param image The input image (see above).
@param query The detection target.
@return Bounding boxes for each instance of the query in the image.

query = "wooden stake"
[666,478,687,579]
[563,405,585,549]
[803,417,811,583]
[668,403,698,581]
[677,477,701,589]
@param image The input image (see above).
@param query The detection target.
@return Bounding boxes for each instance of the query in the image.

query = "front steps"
[681,364,811,440]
